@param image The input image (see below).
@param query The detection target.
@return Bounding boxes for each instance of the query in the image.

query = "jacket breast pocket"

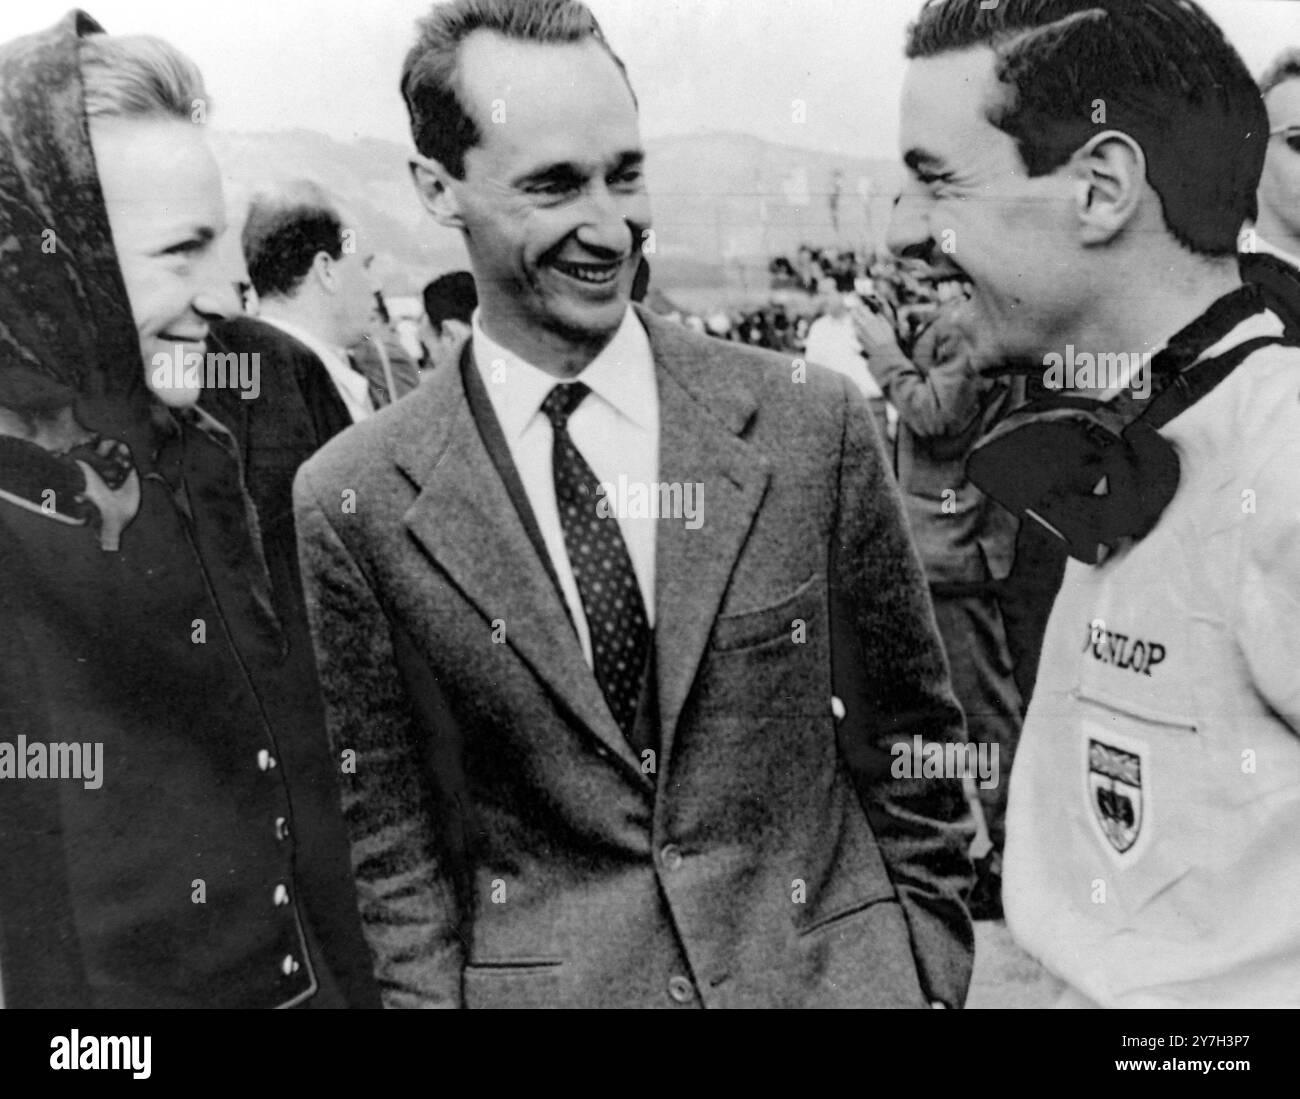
[709,573,823,653]
[462,961,563,1009]
[696,574,828,717]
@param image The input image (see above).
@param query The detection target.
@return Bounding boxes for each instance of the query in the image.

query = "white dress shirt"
[472,307,659,667]
[259,313,375,424]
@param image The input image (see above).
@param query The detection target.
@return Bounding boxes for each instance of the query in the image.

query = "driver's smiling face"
[447,30,650,362]
[888,47,1084,371]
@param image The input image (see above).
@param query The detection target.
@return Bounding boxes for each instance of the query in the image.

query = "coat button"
[660,844,684,872]
[280,954,300,976]
[274,816,290,842]
[257,750,277,772]
[273,884,290,907]
[667,976,695,1004]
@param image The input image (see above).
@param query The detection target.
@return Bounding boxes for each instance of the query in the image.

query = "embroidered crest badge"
[1087,737,1144,858]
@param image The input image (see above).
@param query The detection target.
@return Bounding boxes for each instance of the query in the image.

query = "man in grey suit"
[294,0,974,1009]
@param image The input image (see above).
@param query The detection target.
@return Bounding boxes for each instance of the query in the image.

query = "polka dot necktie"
[541,383,650,742]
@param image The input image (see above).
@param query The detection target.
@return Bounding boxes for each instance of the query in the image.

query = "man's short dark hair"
[423,271,478,330]
[1260,48,1300,99]
[401,0,634,178]
[242,181,345,299]
[905,0,1268,256]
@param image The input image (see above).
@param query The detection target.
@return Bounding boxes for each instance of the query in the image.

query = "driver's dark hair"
[905,0,1268,256]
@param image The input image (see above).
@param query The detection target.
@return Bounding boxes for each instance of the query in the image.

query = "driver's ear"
[410,154,465,230]
[1071,130,1145,247]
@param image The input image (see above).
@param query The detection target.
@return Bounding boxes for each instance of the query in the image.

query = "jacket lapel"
[393,359,645,781]
[639,309,773,763]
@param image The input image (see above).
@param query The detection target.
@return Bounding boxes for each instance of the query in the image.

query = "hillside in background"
[208,127,904,309]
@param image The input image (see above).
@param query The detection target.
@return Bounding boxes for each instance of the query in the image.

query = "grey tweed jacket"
[293,306,975,1008]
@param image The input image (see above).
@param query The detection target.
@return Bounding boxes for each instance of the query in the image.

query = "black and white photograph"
[0,0,1298,1075]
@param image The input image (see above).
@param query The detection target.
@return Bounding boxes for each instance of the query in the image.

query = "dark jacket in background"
[203,314,354,621]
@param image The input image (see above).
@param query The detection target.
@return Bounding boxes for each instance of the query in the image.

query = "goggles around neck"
[967,286,1283,565]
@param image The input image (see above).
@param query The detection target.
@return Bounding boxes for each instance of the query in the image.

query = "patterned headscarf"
[0,11,200,548]
[0,9,146,423]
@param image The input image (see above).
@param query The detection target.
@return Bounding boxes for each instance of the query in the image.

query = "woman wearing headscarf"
[0,11,377,1008]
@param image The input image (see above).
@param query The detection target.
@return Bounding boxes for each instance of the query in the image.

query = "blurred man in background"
[205,181,379,618]
[418,270,477,372]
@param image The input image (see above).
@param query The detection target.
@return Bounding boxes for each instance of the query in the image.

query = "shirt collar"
[258,313,349,371]
[471,306,656,442]
[259,313,372,412]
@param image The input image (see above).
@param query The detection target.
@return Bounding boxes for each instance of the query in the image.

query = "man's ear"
[310,251,337,295]
[409,155,464,229]
[1070,130,1146,247]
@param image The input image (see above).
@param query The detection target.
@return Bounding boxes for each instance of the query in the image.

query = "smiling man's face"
[888,47,1085,371]
[445,31,649,367]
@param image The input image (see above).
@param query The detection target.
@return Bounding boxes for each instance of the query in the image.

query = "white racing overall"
[1005,311,1300,1007]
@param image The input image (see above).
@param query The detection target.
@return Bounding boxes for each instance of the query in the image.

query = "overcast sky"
[1,0,1295,159]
